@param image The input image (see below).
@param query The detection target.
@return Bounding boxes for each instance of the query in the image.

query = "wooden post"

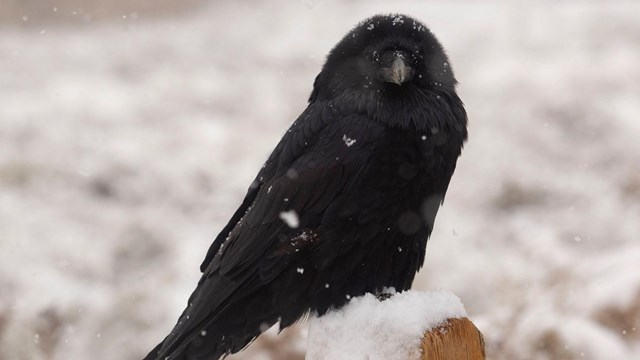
[421,317,485,360]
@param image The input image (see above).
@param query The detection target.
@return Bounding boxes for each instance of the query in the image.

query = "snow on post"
[306,290,479,360]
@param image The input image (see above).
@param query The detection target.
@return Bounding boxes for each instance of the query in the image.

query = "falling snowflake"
[279,210,300,228]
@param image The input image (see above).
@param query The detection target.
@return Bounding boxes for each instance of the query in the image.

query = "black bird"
[145,14,467,360]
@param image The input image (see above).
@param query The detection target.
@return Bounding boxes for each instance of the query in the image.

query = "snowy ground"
[1,1,639,359]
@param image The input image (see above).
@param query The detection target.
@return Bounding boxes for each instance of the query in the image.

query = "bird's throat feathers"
[324,87,467,133]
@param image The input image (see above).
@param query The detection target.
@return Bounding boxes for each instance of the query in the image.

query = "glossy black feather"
[146,13,467,360]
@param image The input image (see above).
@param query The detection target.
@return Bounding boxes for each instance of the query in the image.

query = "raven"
[145,14,467,360]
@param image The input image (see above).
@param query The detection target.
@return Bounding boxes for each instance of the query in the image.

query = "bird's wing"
[206,110,384,281]
[156,106,386,360]
[199,102,332,272]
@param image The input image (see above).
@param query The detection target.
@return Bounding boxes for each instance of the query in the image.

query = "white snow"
[279,210,300,228]
[391,15,404,26]
[306,290,466,360]
[342,134,356,147]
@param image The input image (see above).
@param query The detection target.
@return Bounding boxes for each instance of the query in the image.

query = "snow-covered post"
[306,290,485,360]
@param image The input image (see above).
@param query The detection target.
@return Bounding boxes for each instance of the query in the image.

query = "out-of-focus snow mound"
[306,290,466,360]
[1,1,639,359]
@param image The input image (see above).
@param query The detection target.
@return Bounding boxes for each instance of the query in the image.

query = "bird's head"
[310,14,458,104]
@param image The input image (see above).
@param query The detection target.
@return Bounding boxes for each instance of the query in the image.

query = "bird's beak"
[381,56,414,85]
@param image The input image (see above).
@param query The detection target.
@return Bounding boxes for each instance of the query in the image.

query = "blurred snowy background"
[1,0,639,359]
